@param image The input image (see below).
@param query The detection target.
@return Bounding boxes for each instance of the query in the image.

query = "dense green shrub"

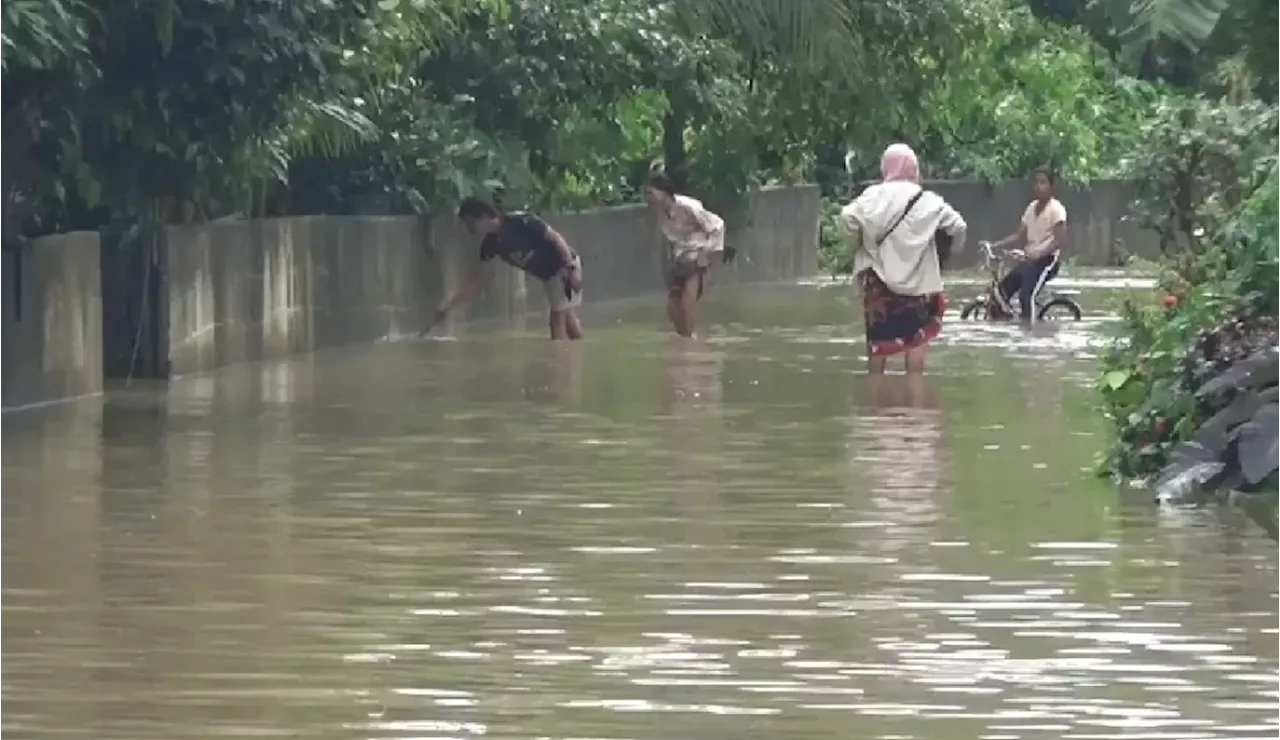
[1126,97,1278,255]
[817,198,854,277]
[1097,97,1278,473]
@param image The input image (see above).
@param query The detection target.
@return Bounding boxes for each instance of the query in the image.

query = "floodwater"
[4,277,1277,740]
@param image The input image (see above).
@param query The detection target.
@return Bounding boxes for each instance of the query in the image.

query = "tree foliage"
[2,0,1258,240]
[1125,98,1277,254]
[3,0,375,236]
[1030,0,1276,99]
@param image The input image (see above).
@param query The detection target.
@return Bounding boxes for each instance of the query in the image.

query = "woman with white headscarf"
[839,144,967,374]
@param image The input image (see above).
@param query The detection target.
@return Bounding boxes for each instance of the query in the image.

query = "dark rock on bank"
[1156,345,1279,539]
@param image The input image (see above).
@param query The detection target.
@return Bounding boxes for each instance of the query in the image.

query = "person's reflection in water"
[850,373,945,557]
[520,340,584,408]
[1024,356,1066,450]
[661,337,729,553]
[661,336,724,412]
[866,371,939,411]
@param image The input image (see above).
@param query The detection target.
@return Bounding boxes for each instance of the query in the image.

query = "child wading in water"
[644,173,733,338]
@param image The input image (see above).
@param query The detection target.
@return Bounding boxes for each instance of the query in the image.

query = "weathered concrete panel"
[904,178,1155,268]
[162,185,823,374]
[2,233,103,409]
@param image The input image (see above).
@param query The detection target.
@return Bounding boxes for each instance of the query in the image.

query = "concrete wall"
[164,217,439,376]
[2,233,103,409]
[911,178,1156,268]
[0,179,1157,405]
[164,185,821,375]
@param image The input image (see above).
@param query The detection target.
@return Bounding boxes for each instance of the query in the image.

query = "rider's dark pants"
[998,252,1060,319]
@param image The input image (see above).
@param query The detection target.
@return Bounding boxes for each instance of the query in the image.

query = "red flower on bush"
[1161,294,1179,309]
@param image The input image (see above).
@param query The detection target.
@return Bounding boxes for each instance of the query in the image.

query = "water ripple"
[3,280,1275,739]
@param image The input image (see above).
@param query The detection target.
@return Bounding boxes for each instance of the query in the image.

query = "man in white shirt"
[987,169,1067,320]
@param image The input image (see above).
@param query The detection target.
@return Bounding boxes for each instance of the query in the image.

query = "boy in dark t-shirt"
[430,198,584,340]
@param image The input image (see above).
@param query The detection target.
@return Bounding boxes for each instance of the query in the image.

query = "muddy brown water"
[4,277,1277,739]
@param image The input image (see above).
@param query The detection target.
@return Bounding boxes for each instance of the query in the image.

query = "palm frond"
[671,0,860,69]
[1,0,91,71]
[1120,0,1231,48]
[229,97,381,205]
[285,99,380,159]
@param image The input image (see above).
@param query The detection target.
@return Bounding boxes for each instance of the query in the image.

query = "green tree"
[3,0,95,238]
[1029,0,1275,98]
[3,0,377,235]
[108,0,372,220]
[1,0,1197,239]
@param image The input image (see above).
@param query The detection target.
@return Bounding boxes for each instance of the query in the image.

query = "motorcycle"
[958,241,1083,322]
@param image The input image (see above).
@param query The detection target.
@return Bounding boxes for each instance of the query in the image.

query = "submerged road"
[3,277,1276,739]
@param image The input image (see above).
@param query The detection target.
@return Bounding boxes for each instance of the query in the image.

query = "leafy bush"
[925,16,1169,181]
[817,198,854,276]
[1126,97,1278,254]
[1100,290,1225,478]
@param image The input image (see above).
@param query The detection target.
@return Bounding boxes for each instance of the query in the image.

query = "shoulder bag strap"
[875,189,925,247]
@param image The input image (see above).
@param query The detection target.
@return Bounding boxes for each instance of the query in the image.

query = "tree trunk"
[662,87,688,191]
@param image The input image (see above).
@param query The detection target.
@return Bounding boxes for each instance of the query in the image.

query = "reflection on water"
[800,272,1160,291]
[4,281,1277,740]
[661,338,724,410]
[853,374,944,559]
